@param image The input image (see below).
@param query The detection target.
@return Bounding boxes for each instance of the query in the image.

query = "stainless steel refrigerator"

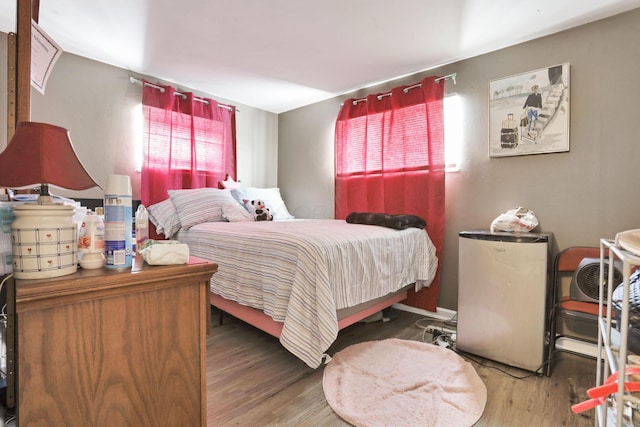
[457,230,553,372]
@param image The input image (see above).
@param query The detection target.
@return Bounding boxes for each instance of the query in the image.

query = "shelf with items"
[596,239,640,427]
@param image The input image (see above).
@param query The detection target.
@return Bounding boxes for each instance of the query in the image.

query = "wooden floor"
[207,308,596,426]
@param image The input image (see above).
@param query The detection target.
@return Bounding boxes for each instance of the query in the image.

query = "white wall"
[278,9,640,310]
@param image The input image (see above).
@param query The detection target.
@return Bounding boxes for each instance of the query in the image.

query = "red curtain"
[334,76,445,312]
[140,80,237,207]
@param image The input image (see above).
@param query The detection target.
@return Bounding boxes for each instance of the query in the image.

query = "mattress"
[176,219,438,367]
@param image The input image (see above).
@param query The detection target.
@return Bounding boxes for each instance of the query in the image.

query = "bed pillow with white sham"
[147,198,182,238]
[168,188,238,229]
[221,201,255,222]
[231,187,295,220]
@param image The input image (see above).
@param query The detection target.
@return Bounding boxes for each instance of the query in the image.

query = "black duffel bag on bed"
[345,212,426,230]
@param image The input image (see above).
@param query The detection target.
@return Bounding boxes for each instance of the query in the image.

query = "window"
[333,76,446,218]
[333,75,446,312]
[444,93,462,171]
[140,82,236,206]
[336,102,436,176]
[143,107,229,174]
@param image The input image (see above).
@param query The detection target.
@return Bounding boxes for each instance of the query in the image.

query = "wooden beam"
[7,33,17,141]
[12,0,40,133]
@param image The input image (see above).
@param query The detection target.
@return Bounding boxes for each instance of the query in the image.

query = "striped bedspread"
[176,219,438,368]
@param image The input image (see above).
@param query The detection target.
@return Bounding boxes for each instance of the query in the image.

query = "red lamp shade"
[0,121,98,191]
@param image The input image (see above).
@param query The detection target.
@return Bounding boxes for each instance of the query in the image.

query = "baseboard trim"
[393,303,457,322]
[392,305,600,359]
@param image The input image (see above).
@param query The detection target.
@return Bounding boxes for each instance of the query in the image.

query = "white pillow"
[230,188,245,205]
[147,198,181,238]
[222,201,255,222]
[234,187,295,221]
[168,188,237,229]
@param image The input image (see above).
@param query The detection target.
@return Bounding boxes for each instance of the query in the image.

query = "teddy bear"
[243,199,273,221]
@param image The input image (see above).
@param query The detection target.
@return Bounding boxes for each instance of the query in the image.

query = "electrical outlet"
[425,325,456,335]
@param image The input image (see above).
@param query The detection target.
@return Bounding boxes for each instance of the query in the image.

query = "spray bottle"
[135,204,149,252]
[104,174,133,269]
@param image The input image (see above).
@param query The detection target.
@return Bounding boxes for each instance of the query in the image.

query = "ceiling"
[1,0,639,113]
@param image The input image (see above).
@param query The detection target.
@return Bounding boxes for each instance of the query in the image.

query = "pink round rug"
[323,338,486,427]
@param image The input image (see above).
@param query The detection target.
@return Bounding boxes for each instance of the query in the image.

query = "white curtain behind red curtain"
[334,76,445,312]
[140,80,237,207]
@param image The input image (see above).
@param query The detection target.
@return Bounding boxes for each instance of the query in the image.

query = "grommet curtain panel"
[334,76,445,312]
[140,80,237,207]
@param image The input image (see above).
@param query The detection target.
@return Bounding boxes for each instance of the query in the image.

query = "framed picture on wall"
[488,63,570,157]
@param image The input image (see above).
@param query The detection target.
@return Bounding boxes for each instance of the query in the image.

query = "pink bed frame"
[210,289,408,338]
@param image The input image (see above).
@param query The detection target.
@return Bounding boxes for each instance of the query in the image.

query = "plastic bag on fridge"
[490,207,539,232]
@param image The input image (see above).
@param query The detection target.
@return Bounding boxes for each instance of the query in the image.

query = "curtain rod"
[348,73,457,106]
[129,76,238,112]
[403,73,457,92]
[435,73,457,84]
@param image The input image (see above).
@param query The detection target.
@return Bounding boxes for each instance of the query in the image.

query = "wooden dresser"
[15,256,217,426]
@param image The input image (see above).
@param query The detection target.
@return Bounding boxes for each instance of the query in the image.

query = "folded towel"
[345,212,426,230]
[140,240,189,265]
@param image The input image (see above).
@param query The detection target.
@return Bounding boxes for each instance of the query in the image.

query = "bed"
[146,186,438,368]
[175,219,438,368]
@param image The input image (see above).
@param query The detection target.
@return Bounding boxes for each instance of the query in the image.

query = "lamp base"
[11,203,78,279]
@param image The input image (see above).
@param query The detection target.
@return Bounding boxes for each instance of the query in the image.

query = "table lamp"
[0,121,99,279]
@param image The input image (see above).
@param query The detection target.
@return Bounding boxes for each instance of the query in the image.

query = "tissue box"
[141,240,189,265]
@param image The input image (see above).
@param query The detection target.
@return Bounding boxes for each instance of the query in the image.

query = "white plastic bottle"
[135,204,149,251]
